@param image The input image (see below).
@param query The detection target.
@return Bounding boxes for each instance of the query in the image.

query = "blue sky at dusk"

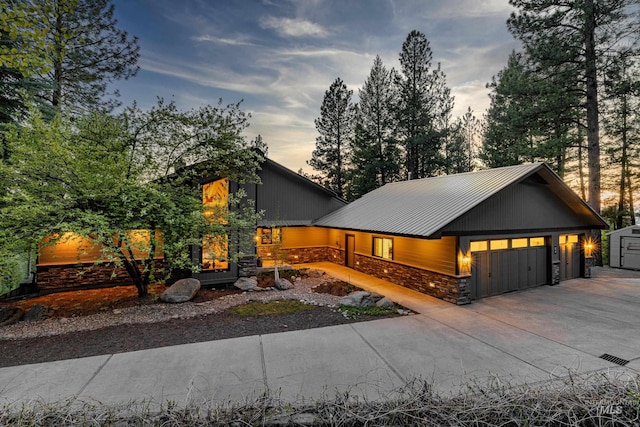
[110,0,519,173]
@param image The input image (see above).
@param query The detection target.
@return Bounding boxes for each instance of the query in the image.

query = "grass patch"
[339,304,395,317]
[231,300,314,317]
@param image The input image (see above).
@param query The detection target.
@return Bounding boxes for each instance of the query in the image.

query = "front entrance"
[345,234,355,268]
[471,237,549,300]
[559,234,581,280]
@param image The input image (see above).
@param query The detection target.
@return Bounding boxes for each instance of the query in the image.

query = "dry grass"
[2,372,638,426]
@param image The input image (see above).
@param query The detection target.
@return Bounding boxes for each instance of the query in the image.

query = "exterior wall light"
[458,250,472,275]
[584,238,595,258]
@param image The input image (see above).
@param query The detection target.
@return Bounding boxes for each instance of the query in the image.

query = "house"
[36,158,347,291]
[260,163,607,304]
[37,161,607,305]
[607,225,640,270]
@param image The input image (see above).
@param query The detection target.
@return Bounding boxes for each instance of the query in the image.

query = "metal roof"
[313,163,606,237]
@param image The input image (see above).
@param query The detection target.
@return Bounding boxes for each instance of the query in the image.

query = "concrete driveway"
[1,267,639,408]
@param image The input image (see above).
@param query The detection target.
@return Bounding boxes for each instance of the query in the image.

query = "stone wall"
[37,261,164,292]
[279,246,468,305]
[353,254,470,305]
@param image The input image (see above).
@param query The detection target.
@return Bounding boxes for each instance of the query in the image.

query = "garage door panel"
[471,239,549,300]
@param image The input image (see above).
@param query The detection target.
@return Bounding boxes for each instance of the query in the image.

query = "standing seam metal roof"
[313,163,578,237]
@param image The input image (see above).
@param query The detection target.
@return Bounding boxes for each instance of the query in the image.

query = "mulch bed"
[0,306,392,368]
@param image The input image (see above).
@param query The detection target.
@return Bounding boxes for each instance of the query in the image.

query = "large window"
[202,179,229,271]
[259,228,281,245]
[373,237,393,260]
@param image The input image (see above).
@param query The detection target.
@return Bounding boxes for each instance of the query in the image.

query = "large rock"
[375,297,395,309]
[160,278,201,303]
[274,278,293,290]
[23,304,51,322]
[339,291,375,307]
[234,277,258,291]
[0,306,24,326]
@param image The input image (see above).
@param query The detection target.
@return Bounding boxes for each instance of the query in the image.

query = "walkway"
[295,261,452,314]
[1,266,639,409]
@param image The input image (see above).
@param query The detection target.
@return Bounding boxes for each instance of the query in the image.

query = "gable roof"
[313,163,607,238]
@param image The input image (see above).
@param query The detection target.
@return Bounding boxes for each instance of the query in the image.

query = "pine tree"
[348,56,400,200]
[508,0,640,214]
[2,0,140,113]
[395,30,451,179]
[446,107,477,174]
[308,78,355,198]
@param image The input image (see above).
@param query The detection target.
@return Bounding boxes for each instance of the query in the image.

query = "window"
[530,237,545,247]
[202,178,229,270]
[470,241,488,252]
[560,234,578,245]
[259,228,281,245]
[373,237,393,259]
[511,238,528,249]
[490,239,509,250]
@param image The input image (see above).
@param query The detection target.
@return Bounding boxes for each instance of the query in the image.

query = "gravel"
[0,269,345,340]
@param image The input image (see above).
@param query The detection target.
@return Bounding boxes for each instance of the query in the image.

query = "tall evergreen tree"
[1,0,140,113]
[348,56,399,200]
[308,77,355,198]
[395,30,451,179]
[446,107,477,174]
[508,0,640,215]
[602,52,640,228]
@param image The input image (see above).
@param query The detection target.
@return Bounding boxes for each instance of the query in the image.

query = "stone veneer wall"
[283,246,469,305]
[37,261,164,291]
[353,254,470,305]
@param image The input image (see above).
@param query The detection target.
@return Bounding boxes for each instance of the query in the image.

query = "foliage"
[1,0,140,113]
[231,300,314,317]
[507,0,640,215]
[348,56,400,200]
[446,107,477,174]
[0,100,262,297]
[0,252,31,294]
[309,77,356,198]
[395,30,453,179]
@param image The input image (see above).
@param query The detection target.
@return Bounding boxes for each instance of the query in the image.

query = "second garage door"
[471,237,548,300]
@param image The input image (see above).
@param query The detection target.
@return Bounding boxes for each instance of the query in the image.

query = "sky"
[110,0,520,173]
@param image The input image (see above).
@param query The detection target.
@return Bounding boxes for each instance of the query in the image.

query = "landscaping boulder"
[339,291,375,307]
[160,278,201,303]
[234,277,258,291]
[23,304,51,322]
[375,297,395,309]
[0,306,24,326]
[307,269,324,278]
[274,278,293,290]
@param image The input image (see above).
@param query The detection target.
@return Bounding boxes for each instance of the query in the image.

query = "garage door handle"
[528,266,531,271]
[488,272,491,277]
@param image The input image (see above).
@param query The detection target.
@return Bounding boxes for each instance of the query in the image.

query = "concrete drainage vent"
[599,353,629,366]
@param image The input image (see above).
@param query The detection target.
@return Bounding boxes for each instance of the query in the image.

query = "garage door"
[620,236,640,269]
[471,237,548,300]
[559,234,580,280]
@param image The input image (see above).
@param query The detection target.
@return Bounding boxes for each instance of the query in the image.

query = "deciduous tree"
[0,100,261,297]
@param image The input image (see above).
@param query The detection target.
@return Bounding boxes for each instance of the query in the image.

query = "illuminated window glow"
[202,178,229,270]
[530,237,545,246]
[490,240,509,250]
[373,237,393,260]
[511,238,528,249]
[470,241,488,252]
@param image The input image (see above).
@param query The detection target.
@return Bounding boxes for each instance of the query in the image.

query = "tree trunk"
[584,0,602,264]
[578,129,586,201]
[51,0,65,108]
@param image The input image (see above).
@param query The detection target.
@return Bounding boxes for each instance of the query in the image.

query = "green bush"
[0,253,32,295]
[339,304,395,317]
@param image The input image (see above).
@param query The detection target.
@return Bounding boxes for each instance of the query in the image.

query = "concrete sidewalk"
[1,267,639,408]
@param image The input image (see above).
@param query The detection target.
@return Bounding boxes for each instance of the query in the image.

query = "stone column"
[584,257,593,278]
[551,261,560,285]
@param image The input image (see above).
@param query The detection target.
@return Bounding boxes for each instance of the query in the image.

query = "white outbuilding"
[608,225,640,270]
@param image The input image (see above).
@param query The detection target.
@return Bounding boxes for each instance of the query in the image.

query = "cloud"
[259,16,328,38]
[192,35,256,46]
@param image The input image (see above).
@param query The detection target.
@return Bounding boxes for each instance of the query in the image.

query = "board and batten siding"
[442,179,594,234]
[252,163,346,223]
